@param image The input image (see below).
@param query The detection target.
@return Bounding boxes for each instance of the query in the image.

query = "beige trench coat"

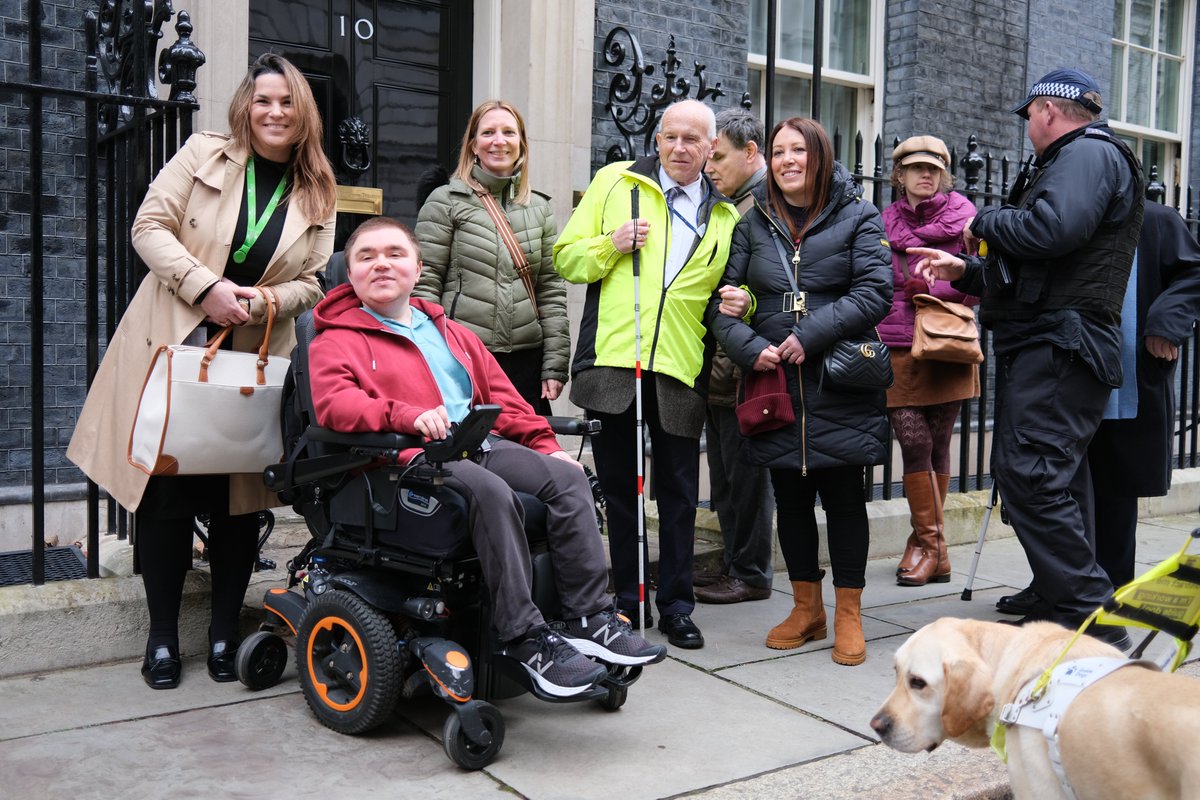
[67,131,335,514]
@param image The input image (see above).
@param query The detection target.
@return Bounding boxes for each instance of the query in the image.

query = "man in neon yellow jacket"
[554,99,739,649]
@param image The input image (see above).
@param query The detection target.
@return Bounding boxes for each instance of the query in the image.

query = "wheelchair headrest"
[319,251,348,293]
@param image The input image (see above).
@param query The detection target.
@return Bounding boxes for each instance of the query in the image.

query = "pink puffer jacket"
[878,191,979,348]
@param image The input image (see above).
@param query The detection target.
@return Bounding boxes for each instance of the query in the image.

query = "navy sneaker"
[503,627,607,697]
[553,609,668,666]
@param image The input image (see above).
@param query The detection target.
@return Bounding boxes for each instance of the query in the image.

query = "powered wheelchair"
[233,312,642,770]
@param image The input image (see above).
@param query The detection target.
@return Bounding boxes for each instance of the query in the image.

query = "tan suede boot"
[831,586,866,665]
[897,471,951,586]
[765,571,827,650]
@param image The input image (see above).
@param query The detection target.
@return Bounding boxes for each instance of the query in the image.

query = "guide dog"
[870,617,1200,800]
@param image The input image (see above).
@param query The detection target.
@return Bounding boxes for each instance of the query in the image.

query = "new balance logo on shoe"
[553,610,667,666]
[503,628,606,698]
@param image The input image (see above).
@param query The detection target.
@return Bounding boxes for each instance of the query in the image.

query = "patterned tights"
[887,402,961,474]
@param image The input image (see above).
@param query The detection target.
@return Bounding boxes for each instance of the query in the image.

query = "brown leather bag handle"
[198,286,278,384]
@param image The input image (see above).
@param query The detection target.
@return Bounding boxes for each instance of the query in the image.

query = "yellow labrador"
[871,617,1200,800]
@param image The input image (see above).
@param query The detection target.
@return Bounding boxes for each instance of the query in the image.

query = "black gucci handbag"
[820,330,893,392]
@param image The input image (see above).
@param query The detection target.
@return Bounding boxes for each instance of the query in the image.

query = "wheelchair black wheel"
[442,702,505,770]
[295,589,401,735]
[236,631,288,691]
[598,684,628,711]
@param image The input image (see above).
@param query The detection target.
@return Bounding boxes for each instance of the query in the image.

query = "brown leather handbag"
[910,293,984,364]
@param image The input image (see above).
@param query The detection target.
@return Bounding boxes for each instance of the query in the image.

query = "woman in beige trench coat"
[67,54,336,690]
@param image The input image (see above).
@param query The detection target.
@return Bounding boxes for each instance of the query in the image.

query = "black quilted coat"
[708,162,893,472]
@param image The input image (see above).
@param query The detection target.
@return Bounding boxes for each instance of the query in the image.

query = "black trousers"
[769,465,869,588]
[491,347,551,415]
[136,476,259,648]
[993,343,1113,621]
[589,373,699,617]
[705,404,774,587]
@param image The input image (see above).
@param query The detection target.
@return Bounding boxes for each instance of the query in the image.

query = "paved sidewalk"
[2,513,1197,799]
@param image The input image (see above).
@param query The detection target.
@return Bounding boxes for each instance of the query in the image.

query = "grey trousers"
[705,405,774,587]
[440,440,611,642]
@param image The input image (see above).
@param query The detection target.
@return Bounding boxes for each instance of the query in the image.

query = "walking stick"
[630,187,647,636]
[961,482,999,601]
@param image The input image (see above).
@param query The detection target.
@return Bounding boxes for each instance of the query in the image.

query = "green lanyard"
[232,156,292,265]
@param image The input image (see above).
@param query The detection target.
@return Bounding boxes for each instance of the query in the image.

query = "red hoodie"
[309,283,562,460]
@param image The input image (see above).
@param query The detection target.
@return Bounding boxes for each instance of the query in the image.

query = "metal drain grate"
[0,546,89,587]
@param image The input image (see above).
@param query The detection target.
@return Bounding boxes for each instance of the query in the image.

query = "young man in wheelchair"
[307,216,666,698]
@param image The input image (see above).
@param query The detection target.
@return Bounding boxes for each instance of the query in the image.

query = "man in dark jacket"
[1090,202,1200,586]
[694,109,775,604]
[913,68,1144,650]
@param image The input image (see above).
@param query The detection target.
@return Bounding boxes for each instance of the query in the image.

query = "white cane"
[630,186,647,636]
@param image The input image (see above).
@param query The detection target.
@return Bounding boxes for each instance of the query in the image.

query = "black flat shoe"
[616,605,654,630]
[141,644,181,690]
[995,585,1046,616]
[658,613,704,649]
[207,639,240,682]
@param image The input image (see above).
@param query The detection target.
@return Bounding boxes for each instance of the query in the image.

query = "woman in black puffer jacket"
[708,117,892,666]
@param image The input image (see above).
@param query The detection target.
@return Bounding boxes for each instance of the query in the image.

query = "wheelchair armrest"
[307,426,423,452]
[545,416,601,436]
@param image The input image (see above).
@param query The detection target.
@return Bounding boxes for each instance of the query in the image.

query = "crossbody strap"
[767,227,808,320]
[470,181,539,319]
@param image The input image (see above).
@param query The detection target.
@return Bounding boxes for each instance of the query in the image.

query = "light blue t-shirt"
[362,306,473,423]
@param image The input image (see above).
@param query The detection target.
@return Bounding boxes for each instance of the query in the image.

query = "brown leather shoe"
[693,570,726,588]
[695,577,772,604]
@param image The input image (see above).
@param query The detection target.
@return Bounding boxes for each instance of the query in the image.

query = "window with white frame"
[746,0,881,170]
[1110,0,1195,204]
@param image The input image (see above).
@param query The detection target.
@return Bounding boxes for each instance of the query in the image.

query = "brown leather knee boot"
[766,571,827,650]
[899,473,951,575]
[831,586,865,665]
[897,471,951,586]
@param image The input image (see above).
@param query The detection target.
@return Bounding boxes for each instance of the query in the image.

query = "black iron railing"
[1,0,202,585]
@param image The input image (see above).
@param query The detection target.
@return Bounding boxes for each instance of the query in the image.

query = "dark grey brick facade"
[883,0,1030,176]
[592,0,750,172]
[1,0,91,491]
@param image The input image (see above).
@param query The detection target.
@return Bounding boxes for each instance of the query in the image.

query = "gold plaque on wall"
[336,185,384,215]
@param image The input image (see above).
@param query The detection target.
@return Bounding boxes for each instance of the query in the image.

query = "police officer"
[910,69,1144,650]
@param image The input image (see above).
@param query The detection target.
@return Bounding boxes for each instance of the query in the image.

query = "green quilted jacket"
[414,167,569,383]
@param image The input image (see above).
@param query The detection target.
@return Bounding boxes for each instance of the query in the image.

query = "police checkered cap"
[1012,68,1103,118]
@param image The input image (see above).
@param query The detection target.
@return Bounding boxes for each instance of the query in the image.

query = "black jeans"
[769,464,869,588]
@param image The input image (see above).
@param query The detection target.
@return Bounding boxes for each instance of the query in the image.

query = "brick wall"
[591,0,750,173]
[0,0,92,491]
[884,0,1031,175]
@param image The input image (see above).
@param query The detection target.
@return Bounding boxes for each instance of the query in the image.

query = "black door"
[249,0,472,233]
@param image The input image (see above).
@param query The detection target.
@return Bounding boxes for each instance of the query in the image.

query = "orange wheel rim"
[306,615,369,711]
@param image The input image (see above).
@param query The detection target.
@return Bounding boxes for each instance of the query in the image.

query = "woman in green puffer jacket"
[414,100,569,413]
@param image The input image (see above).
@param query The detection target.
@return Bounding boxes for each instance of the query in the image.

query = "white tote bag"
[128,286,290,476]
